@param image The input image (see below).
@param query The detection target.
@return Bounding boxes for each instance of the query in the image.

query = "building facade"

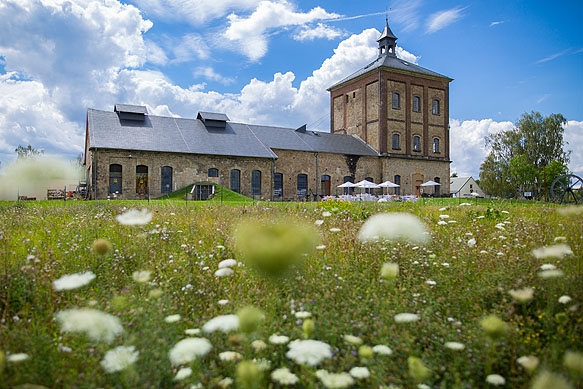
[84,21,452,200]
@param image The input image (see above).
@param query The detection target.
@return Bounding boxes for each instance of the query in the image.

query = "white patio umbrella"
[337,181,356,188]
[355,180,381,189]
[378,180,400,188]
[420,180,441,187]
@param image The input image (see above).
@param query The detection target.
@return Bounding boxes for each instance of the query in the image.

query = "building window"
[208,168,219,177]
[434,177,441,196]
[297,174,308,199]
[161,166,172,194]
[392,133,400,150]
[433,138,440,153]
[109,164,122,195]
[413,135,421,152]
[230,169,240,193]
[364,176,375,194]
[274,173,283,197]
[320,174,331,196]
[413,96,421,112]
[432,99,440,115]
[136,165,148,195]
[392,92,400,109]
[343,176,353,195]
[251,170,261,197]
[394,175,401,195]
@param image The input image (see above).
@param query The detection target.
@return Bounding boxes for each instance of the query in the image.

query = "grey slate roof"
[86,108,379,159]
[329,54,452,91]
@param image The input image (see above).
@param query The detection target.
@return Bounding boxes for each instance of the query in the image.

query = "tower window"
[432,99,440,115]
[392,93,400,109]
[433,138,440,153]
[392,133,400,150]
[413,135,421,152]
[413,96,421,112]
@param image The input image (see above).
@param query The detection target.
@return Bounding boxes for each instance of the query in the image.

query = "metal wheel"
[551,174,583,204]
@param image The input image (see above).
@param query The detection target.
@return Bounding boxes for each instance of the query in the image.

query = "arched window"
[433,138,440,153]
[432,99,440,115]
[251,170,261,197]
[365,176,375,194]
[161,166,172,194]
[273,172,283,197]
[297,174,308,199]
[136,165,148,195]
[413,135,421,152]
[208,168,219,177]
[109,164,122,194]
[392,133,400,150]
[392,92,400,109]
[230,169,240,193]
[394,175,401,195]
[343,175,353,195]
[413,96,421,112]
[320,174,331,196]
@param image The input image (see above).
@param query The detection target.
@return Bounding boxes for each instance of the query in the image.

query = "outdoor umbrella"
[337,182,356,188]
[378,180,400,188]
[420,180,441,187]
[355,180,381,189]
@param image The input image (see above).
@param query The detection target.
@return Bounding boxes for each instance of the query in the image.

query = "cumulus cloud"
[564,121,583,177]
[426,7,465,34]
[224,1,339,60]
[293,23,344,41]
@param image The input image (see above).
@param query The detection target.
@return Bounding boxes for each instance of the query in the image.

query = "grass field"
[0,198,582,388]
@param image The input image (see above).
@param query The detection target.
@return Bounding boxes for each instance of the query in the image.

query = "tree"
[479,111,570,198]
[15,144,44,160]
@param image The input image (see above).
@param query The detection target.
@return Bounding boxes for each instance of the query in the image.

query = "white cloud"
[293,23,344,41]
[449,118,514,178]
[390,0,422,32]
[564,120,583,177]
[193,67,235,85]
[426,7,465,34]
[224,1,339,60]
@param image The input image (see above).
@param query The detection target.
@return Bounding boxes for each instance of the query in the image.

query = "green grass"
[0,199,581,388]
[153,183,253,203]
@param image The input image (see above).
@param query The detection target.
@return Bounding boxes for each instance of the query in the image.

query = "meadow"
[0,198,581,388]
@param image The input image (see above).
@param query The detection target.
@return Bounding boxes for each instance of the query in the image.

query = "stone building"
[84,20,452,200]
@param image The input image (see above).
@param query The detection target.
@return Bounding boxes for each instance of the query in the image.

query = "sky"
[0,0,582,180]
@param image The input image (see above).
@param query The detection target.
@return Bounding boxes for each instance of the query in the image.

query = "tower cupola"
[377,18,398,57]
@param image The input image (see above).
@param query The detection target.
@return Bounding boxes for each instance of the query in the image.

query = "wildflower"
[218,299,229,305]
[358,213,429,245]
[302,319,315,338]
[517,355,539,373]
[251,339,267,351]
[467,238,476,247]
[343,334,363,346]
[217,377,234,387]
[358,345,374,359]
[437,220,448,225]
[220,351,243,362]
[316,370,355,388]
[234,218,318,277]
[530,371,573,389]
[380,262,399,281]
[538,269,565,279]
[372,344,393,356]
[132,270,151,283]
[322,211,332,217]
[219,259,237,268]
[56,308,123,343]
[486,374,505,386]
[202,314,239,333]
[394,313,420,323]
[168,338,212,366]
[316,244,326,250]
[558,295,572,304]
[330,227,341,233]
[408,356,431,381]
[531,244,573,259]
[509,287,534,303]
[294,311,312,319]
[215,268,234,277]
[564,351,583,374]
[164,314,181,323]
[116,208,153,225]
[444,341,465,350]
[425,280,436,286]
[53,271,96,291]
[286,339,332,366]
[271,367,299,385]
[237,305,264,333]
[236,360,261,388]
[349,366,370,379]
[184,328,201,336]
[540,263,557,270]
[7,353,29,363]
[439,214,450,219]
[149,288,163,299]
[269,334,290,345]
[174,367,193,381]
[100,346,139,373]
[315,219,324,226]
[480,314,508,340]
[92,238,113,255]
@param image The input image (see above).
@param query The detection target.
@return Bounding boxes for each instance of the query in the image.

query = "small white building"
[450,176,486,198]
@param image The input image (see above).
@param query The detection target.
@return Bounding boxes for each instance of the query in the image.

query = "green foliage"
[480,111,570,198]
[0,200,581,388]
[15,144,44,160]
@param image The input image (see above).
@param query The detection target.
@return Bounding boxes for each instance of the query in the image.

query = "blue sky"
[0,0,581,179]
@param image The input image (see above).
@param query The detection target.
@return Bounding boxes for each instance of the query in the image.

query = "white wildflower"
[372,344,393,356]
[269,334,290,345]
[394,313,420,323]
[214,268,234,277]
[53,271,96,291]
[517,355,540,372]
[132,270,152,283]
[164,314,181,323]
[294,311,312,319]
[202,314,239,333]
[218,259,237,268]
[184,328,201,336]
[101,346,139,373]
[532,244,573,259]
[444,341,465,350]
[467,238,476,247]
[271,367,299,385]
[168,338,212,366]
[174,367,193,381]
[286,339,332,366]
[343,335,363,346]
[558,295,572,304]
[56,308,123,343]
[7,353,29,363]
[116,208,153,225]
[486,374,506,386]
[349,366,370,379]
[219,351,242,362]
[358,213,429,244]
[316,370,355,388]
